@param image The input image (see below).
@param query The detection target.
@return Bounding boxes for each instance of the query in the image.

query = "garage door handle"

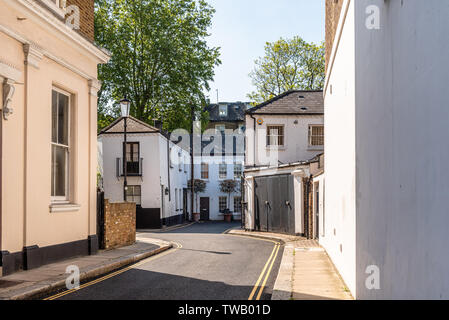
[285,201,292,209]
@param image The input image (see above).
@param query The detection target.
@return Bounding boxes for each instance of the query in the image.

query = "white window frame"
[308,125,324,147]
[219,105,228,117]
[234,196,242,213]
[126,185,142,206]
[51,87,71,203]
[234,163,242,179]
[219,196,227,212]
[219,163,227,180]
[201,162,209,180]
[266,125,285,147]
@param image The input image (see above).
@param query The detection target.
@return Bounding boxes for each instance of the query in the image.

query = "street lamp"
[120,97,131,202]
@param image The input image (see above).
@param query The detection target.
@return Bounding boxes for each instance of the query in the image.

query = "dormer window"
[42,0,67,18]
[219,104,228,117]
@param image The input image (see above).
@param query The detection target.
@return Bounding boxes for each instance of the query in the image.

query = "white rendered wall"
[353,0,449,299]
[193,155,244,220]
[245,115,324,167]
[321,0,357,296]
[99,133,190,221]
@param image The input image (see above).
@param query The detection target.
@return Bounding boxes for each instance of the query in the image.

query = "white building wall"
[353,0,449,299]
[193,155,244,221]
[325,0,449,299]
[321,0,357,296]
[160,135,191,221]
[99,132,190,222]
[99,133,162,208]
[245,114,324,167]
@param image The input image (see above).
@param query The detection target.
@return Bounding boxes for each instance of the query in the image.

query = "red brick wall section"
[325,0,344,72]
[103,200,136,250]
[66,0,95,42]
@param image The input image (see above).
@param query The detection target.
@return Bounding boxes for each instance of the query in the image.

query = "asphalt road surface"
[46,222,283,300]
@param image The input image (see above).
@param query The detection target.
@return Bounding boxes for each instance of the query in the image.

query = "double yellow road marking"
[248,241,281,300]
[44,242,182,300]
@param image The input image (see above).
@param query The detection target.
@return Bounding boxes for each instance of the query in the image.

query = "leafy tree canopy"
[248,36,325,104]
[95,0,221,132]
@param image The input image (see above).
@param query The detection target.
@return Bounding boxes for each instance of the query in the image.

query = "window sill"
[266,146,286,151]
[50,203,81,213]
[307,146,324,151]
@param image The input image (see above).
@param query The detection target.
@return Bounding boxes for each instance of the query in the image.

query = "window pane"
[52,145,66,197]
[234,197,242,212]
[52,91,58,143]
[219,197,227,211]
[58,93,69,146]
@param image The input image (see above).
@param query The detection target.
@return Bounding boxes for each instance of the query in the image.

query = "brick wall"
[66,0,95,42]
[325,0,344,72]
[103,200,136,250]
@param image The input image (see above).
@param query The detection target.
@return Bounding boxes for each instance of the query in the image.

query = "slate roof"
[205,102,249,122]
[247,90,324,115]
[98,116,159,135]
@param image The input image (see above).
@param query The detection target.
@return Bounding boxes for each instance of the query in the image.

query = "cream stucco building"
[0,0,109,276]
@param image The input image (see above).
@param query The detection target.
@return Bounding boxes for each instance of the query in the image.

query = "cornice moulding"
[6,0,110,64]
[0,60,22,82]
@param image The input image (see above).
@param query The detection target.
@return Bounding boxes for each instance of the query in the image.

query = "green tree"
[248,36,325,104]
[95,0,221,132]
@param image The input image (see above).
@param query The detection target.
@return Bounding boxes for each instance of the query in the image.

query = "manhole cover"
[0,280,24,289]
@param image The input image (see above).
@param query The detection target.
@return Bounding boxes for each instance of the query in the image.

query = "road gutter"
[1,240,173,300]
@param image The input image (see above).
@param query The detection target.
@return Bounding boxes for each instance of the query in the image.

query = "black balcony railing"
[116,158,143,177]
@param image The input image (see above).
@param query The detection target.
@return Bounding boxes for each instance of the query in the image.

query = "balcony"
[116,158,143,177]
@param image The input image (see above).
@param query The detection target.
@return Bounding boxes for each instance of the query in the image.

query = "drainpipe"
[249,114,257,167]
[0,91,2,257]
[166,134,171,202]
[190,104,195,220]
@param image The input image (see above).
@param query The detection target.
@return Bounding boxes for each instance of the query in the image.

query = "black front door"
[200,197,210,221]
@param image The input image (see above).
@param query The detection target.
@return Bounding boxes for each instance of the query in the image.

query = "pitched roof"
[247,90,324,115]
[98,116,159,135]
[205,102,249,122]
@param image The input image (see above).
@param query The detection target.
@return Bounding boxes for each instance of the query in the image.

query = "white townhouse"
[323,0,449,299]
[98,117,191,229]
[192,102,248,221]
[243,91,324,237]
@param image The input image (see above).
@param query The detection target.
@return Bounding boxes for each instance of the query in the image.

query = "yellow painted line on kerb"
[248,242,280,300]
[255,243,280,300]
[43,242,182,301]
[224,232,282,300]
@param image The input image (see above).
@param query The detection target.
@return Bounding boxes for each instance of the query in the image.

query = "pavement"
[227,229,354,300]
[0,237,172,300]
[41,221,283,300]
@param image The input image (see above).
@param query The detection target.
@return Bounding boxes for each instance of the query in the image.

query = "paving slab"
[0,237,172,300]
[227,229,353,300]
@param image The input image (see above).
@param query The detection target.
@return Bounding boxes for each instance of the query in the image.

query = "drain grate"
[0,280,24,289]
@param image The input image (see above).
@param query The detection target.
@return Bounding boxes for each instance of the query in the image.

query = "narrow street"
[45,222,283,300]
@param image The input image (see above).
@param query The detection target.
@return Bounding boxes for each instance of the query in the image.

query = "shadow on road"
[55,268,268,300]
[149,221,241,235]
[180,248,232,255]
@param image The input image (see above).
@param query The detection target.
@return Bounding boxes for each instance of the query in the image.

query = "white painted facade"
[98,126,191,225]
[324,0,449,299]
[192,155,244,221]
[245,114,324,167]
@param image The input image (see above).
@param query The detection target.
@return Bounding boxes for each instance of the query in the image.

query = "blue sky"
[205,0,325,103]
